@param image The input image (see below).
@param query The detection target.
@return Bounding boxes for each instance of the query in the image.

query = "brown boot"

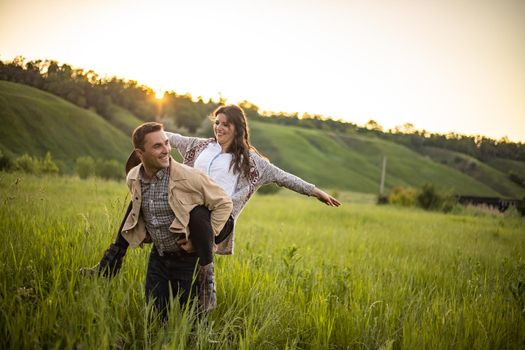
[197,262,217,313]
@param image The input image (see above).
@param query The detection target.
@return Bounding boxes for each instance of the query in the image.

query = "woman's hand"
[313,188,342,207]
[177,238,196,253]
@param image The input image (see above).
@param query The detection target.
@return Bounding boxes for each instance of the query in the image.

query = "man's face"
[136,131,171,172]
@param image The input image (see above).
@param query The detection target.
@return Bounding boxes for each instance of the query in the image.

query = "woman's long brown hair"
[212,105,262,178]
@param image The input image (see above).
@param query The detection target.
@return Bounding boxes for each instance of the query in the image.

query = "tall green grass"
[1,172,524,349]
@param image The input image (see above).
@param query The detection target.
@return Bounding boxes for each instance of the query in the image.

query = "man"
[118,122,232,316]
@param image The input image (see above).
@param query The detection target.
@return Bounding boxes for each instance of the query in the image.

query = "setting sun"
[155,89,165,100]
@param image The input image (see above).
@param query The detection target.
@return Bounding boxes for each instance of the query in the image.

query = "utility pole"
[380,156,387,196]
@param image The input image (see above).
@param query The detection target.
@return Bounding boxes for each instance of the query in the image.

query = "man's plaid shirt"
[139,166,182,255]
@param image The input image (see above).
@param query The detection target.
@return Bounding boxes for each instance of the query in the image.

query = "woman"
[88,104,340,312]
[170,105,340,252]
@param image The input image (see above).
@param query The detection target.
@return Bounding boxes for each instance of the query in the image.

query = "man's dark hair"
[132,122,164,150]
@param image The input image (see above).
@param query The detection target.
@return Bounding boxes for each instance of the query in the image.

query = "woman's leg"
[188,206,234,265]
[188,206,214,266]
[187,205,233,312]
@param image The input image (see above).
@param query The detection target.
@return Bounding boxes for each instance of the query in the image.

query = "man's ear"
[134,148,143,162]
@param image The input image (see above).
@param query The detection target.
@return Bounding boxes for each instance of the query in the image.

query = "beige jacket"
[121,157,233,248]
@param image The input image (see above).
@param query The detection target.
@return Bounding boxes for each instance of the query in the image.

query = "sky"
[1,0,524,141]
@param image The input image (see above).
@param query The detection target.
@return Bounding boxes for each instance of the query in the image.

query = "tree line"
[0,57,220,133]
[252,112,525,162]
[1,57,524,162]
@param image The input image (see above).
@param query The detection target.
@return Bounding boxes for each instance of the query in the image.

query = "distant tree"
[402,123,415,134]
[14,154,40,174]
[365,120,383,132]
[387,186,417,206]
[416,183,454,212]
[41,152,59,174]
[76,156,95,179]
[239,100,260,120]
[176,108,202,133]
[95,159,122,180]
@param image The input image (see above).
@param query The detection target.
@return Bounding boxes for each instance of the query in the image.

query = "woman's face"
[214,113,236,151]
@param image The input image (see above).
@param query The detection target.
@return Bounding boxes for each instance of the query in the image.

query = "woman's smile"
[214,113,235,152]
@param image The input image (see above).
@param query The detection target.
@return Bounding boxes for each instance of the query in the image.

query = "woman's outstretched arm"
[256,155,341,207]
[165,131,208,159]
[311,187,341,207]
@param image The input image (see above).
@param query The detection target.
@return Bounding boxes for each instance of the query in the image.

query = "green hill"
[106,104,144,135]
[0,81,132,169]
[2,80,523,197]
[416,146,525,198]
[250,122,514,197]
[485,157,525,178]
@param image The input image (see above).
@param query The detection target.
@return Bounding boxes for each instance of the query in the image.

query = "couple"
[88,104,341,317]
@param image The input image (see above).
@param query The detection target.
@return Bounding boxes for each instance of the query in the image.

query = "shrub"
[13,154,40,174]
[41,152,59,174]
[76,157,123,180]
[376,194,388,204]
[257,183,281,195]
[0,150,13,171]
[76,156,95,179]
[95,159,123,180]
[416,183,455,213]
[440,194,456,213]
[417,183,441,210]
[388,186,417,207]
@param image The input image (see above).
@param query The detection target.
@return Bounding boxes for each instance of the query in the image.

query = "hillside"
[417,146,525,198]
[250,122,509,196]
[485,157,525,178]
[0,81,132,169]
[106,104,144,135]
[1,80,523,197]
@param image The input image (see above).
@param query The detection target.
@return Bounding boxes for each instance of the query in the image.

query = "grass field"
[1,172,524,349]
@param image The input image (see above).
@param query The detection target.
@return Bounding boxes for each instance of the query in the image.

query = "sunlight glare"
[155,89,165,100]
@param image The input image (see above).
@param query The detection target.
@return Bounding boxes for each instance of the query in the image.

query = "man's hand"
[313,188,342,207]
[177,238,196,253]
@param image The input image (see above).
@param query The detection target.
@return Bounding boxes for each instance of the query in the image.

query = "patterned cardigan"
[166,132,316,255]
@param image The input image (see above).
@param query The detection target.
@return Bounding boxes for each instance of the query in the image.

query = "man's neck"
[141,160,170,181]
[142,166,157,181]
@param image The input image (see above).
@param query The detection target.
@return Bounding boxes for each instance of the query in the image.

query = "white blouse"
[193,142,239,197]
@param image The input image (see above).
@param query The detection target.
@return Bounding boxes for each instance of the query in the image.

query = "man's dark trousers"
[145,246,199,319]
